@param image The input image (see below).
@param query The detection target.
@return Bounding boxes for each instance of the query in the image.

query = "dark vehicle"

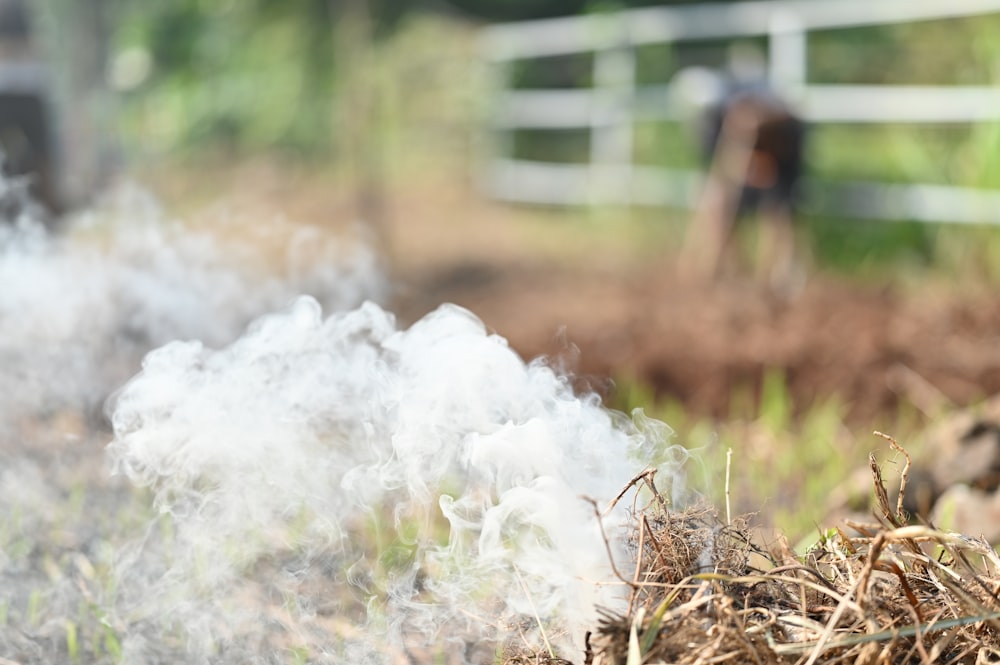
[0,0,59,214]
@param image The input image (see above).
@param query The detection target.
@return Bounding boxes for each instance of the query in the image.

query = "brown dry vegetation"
[503,442,1000,665]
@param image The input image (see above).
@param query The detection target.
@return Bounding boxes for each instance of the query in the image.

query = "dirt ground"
[147,160,1000,425]
[382,184,1000,426]
[398,265,1000,424]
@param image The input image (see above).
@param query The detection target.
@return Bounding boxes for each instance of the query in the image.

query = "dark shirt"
[700,85,806,213]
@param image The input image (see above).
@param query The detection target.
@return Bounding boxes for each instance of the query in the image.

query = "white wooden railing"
[479,0,1000,224]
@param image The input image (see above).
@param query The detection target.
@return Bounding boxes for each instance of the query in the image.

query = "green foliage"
[809,124,975,186]
[610,373,914,541]
[633,121,701,170]
[634,42,675,85]
[809,14,1000,85]
[931,225,1000,282]
[290,645,310,665]
[509,53,594,89]
[114,5,487,181]
[26,589,43,627]
[758,369,792,434]
[97,608,123,661]
[66,620,80,663]
[116,1,335,155]
[804,217,935,275]
[510,128,591,163]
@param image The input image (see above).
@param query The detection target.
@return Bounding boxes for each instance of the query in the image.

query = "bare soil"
[397,263,1000,424]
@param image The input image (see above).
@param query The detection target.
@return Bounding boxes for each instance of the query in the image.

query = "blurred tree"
[35,0,118,206]
[113,0,338,154]
[101,0,760,159]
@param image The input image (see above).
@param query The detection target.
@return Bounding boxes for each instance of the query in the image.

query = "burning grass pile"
[509,435,1000,665]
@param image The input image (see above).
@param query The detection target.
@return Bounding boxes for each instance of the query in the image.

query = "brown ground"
[147,160,1000,425]
[397,264,1000,424]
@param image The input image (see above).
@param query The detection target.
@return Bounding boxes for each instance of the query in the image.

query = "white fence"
[479,0,1000,224]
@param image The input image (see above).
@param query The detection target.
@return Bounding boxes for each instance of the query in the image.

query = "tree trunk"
[33,0,117,207]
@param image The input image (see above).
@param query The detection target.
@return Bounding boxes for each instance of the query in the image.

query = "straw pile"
[506,433,1000,665]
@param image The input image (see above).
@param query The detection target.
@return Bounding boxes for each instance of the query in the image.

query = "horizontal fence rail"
[479,0,1000,224]
[481,0,1000,60]
[485,160,1000,225]
[493,86,1000,129]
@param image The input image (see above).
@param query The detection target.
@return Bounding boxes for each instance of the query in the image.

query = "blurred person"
[0,0,59,215]
[677,44,806,294]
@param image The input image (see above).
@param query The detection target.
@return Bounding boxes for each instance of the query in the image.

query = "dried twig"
[874,430,911,521]
[512,563,556,660]
[725,448,733,527]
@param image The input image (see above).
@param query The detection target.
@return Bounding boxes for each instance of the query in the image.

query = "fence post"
[589,13,636,206]
[767,11,807,100]
[483,56,513,171]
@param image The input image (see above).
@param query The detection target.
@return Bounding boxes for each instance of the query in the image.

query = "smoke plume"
[106,296,685,663]
[0,181,383,433]
[0,176,686,664]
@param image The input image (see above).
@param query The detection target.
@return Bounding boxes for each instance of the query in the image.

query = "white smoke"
[0,175,688,664]
[106,296,686,663]
[0,181,384,435]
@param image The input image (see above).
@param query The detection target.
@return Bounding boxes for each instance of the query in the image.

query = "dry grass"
[504,435,1000,665]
